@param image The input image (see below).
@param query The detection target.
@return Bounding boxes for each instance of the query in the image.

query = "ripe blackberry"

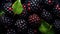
[6,28,16,34]
[54,0,60,5]
[3,2,12,11]
[27,28,38,34]
[0,24,7,34]
[0,0,4,10]
[15,19,27,33]
[3,2,12,12]
[53,19,60,31]
[24,0,41,12]
[52,4,60,19]
[43,0,55,5]
[1,14,13,27]
[53,9,60,19]
[41,9,54,23]
[3,2,14,18]
[28,13,40,28]
[42,3,54,11]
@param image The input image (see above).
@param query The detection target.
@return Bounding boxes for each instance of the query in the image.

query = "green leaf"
[12,0,23,14]
[0,10,4,16]
[39,20,54,34]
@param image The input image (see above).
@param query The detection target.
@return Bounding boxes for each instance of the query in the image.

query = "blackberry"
[53,9,60,19]
[15,19,27,34]
[24,0,41,12]
[27,28,38,34]
[43,0,55,5]
[41,9,54,23]
[0,0,4,10]
[1,14,13,27]
[54,0,60,4]
[53,19,60,31]
[3,2,12,11]
[52,4,60,19]
[4,11,14,18]
[3,2,14,18]
[28,13,40,28]
[28,13,40,23]
[42,3,54,11]
[0,25,7,34]
[6,28,16,34]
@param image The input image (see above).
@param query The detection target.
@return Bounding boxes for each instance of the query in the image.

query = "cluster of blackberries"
[0,0,60,34]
